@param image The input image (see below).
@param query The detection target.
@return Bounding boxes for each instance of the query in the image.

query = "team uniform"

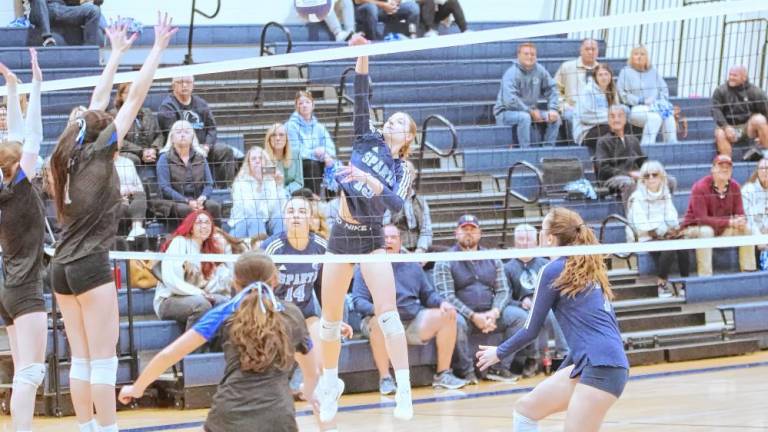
[0,168,46,325]
[192,288,313,432]
[262,232,327,319]
[327,72,412,254]
[51,123,121,295]
[496,257,629,398]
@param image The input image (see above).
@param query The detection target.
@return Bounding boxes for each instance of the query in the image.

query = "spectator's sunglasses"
[643,172,661,179]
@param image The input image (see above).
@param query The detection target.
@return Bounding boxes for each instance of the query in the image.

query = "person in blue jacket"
[314,33,417,423]
[477,207,629,432]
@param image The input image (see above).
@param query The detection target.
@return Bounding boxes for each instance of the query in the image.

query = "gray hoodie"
[493,60,559,116]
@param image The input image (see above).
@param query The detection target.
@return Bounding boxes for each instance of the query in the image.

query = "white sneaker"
[424,29,439,38]
[126,225,146,241]
[315,378,345,423]
[393,388,413,420]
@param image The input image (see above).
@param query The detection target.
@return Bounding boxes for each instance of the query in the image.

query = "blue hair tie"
[75,118,87,146]
[244,281,284,313]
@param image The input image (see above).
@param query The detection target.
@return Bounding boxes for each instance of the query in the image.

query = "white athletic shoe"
[315,378,345,423]
[393,388,413,420]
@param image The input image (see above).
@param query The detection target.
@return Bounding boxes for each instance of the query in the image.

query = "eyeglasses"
[195,219,212,226]
[643,172,661,179]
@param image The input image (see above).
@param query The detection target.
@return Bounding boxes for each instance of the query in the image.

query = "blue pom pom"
[295,0,332,22]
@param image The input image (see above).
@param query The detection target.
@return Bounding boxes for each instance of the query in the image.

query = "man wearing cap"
[433,214,525,383]
[681,155,756,276]
[351,225,467,395]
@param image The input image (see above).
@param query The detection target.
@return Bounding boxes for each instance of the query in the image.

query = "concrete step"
[618,311,706,333]
[664,338,759,362]
[0,46,100,69]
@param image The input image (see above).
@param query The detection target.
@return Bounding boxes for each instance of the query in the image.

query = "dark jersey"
[0,169,45,286]
[192,289,312,432]
[261,232,327,313]
[53,123,121,264]
[333,73,411,226]
[496,257,629,377]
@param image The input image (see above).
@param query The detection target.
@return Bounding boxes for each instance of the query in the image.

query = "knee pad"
[377,310,405,337]
[13,363,46,388]
[319,318,342,342]
[69,357,91,382]
[90,357,118,386]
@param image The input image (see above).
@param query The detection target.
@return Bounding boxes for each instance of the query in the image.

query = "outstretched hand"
[117,384,144,405]
[348,33,369,47]
[153,11,178,50]
[105,18,139,54]
[29,48,42,82]
[0,62,15,82]
[476,345,500,371]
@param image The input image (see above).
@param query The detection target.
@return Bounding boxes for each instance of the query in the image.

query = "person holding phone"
[228,146,288,239]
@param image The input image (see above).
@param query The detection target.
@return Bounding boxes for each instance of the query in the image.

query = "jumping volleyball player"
[119,252,320,432]
[477,207,629,432]
[48,15,177,432]
[314,34,417,422]
[0,49,44,432]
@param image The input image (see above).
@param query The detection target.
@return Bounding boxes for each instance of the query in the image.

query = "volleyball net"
[4,0,768,268]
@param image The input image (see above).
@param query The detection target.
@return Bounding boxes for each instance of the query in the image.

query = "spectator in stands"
[264,122,303,194]
[433,214,523,383]
[28,0,103,47]
[114,153,147,240]
[352,225,467,393]
[112,82,164,167]
[383,161,432,253]
[325,0,356,41]
[741,158,768,245]
[153,210,229,331]
[595,105,647,206]
[627,160,689,297]
[418,0,467,37]
[354,0,420,40]
[574,63,620,154]
[158,76,235,187]
[617,45,677,146]
[228,146,287,239]
[712,65,768,160]
[555,38,600,125]
[493,42,561,147]
[7,0,31,28]
[156,120,222,224]
[681,155,756,276]
[286,91,336,195]
[504,224,568,377]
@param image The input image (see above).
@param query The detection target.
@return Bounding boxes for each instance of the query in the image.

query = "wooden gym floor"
[2,351,767,431]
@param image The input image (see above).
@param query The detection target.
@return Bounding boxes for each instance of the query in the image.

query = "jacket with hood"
[285,111,337,162]
[493,60,559,117]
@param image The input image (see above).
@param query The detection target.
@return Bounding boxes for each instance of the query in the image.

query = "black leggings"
[420,0,467,32]
[651,249,691,280]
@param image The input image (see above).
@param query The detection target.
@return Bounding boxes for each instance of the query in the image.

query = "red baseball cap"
[713,154,733,166]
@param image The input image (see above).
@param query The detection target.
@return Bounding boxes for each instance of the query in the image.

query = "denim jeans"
[29,0,101,45]
[355,1,420,40]
[230,216,284,239]
[453,305,528,375]
[157,294,229,331]
[495,110,562,147]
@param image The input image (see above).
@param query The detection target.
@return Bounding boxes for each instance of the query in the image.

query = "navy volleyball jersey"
[262,232,327,311]
[333,73,412,226]
[496,257,629,376]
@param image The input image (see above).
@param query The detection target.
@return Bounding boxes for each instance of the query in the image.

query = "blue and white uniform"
[496,257,629,397]
[262,232,327,319]
[327,73,412,254]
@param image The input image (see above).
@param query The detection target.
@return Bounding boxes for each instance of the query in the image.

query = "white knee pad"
[90,357,118,386]
[377,310,405,337]
[13,363,46,388]
[319,318,342,342]
[69,357,91,382]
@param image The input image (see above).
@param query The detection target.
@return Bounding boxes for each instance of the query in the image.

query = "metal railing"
[333,67,356,142]
[718,18,768,89]
[414,114,458,193]
[599,213,638,268]
[184,0,222,65]
[499,161,543,248]
[254,22,293,107]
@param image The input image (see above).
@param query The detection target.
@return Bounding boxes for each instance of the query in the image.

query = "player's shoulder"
[309,233,328,252]
[262,233,287,255]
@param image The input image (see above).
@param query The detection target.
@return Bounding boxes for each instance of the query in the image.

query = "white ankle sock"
[394,369,411,391]
[99,423,119,432]
[78,420,99,432]
[513,411,539,432]
[322,368,339,386]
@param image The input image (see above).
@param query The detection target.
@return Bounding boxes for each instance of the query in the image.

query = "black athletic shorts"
[579,363,629,398]
[327,218,384,255]
[0,279,45,325]
[51,252,114,296]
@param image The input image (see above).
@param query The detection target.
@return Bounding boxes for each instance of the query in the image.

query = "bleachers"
[1,19,766,415]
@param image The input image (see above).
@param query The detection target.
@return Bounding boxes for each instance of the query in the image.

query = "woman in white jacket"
[154,210,229,331]
[228,146,288,239]
[573,63,621,155]
[627,160,689,296]
[741,158,768,249]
